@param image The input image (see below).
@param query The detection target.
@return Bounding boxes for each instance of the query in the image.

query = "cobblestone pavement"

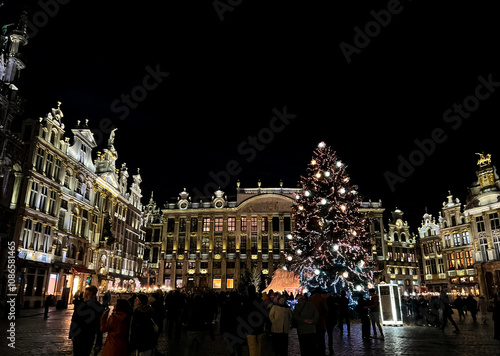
[1,306,498,356]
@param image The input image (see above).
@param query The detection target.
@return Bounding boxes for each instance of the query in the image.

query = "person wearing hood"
[129,294,158,355]
[293,294,319,356]
[100,299,131,356]
[439,289,460,333]
[269,294,293,356]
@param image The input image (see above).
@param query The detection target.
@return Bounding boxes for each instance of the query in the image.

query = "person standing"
[293,294,319,356]
[129,294,158,356]
[337,290,350,335]
[325,292,339,355]
[181,291,212,356]
[308,288,328,356]
[242,285,266,356]
[477,295,488,324]
[366,288,384,340]
[492,290,500,340]
[439,289,460,333]
[68,286,104,356]
[466,294,478,324]
[100,299,131,356]
[44,294,53,319]
[355,295,370,341]
[269,295,293,356]
[454,295,465,322]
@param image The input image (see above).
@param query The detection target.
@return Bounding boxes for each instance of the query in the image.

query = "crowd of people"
[67,285,500,356]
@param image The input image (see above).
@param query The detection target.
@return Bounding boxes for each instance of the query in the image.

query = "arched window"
[451,216,457,226]
[54,239,62,256]
[50,130,58,147]
[401,233,407,242]
[394,232,399,241]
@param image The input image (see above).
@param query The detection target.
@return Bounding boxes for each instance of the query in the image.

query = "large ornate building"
[464,154,500,297]
[13,111,146,307]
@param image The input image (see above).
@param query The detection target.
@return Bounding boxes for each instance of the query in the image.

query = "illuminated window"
[435,241,442,253]
[490,212,500,230]
[444,234,451,248]
[462,231,470,245]
[448,253,456,270]
[262,217,268,232]
[203,218,211,232]
[251,217,258,232]
[213,279,222,289]
[227,279,234,289]
[214,218,223,232]
[241,217,247,232]
[228,217,236,231]
[465,250,474,268]
[453,233,461,247]
[476,216,485,232]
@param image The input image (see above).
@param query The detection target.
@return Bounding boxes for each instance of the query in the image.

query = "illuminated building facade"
[12,108,145,308]
[464,154,500,298]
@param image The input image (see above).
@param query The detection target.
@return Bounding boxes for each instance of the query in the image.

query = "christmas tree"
[288,142,374,296]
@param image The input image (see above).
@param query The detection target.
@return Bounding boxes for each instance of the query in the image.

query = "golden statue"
[476,153,491,167]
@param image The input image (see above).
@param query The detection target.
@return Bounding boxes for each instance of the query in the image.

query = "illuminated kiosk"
[378,283,403,326]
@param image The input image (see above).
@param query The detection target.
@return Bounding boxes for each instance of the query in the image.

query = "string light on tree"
[288,141,375,297]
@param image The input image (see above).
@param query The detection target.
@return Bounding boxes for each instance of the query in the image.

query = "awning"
[71,266,95,274]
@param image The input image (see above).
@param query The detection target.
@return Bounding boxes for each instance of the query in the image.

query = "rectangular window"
[227,235,236,253]
[227,217,236,232]
[213,279,221,289]
[448,253,456,270]
[35,147,44,172]
[438,258,445,274]
[428,242,434,253]
[46,154,53,177]
[48,190,57,216]
[465,250,474,268]
[240,236,247,252]
[39,186,48,213]
[491,212,500,230]
[262,236,268,254]
[189,237,197,254]
[435,241,442,253]
[179,218,186,233]
[251,217,258,232]
[272,217,280,232]
[444,234,451,248]
[453,233,461,247]
[166,237,174,254]
[251,235,257,254]
[226,279,234,289]
[476,216,485,232]
[462,231,471,245]
[80,144,87,163]
[201,237,209,254]
[167,218,175,232]
[203,218,211,232]
[29,181,39,209]
[54,159,61,182]
[273,235,280,254]
[178,237,185,254]
[23,219,33,249]
[456,251,465,269]
[191,218,198,232]
[214,218,223,232]
[43,226,51,253]
[214,236,222,254]
[241,217,247,232]
[261,217,268,232]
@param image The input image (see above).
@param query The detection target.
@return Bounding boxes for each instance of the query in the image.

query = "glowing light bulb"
[287,256,293,261]
[314,269,320,275]
[305,191,310,197]
[342,271,349,278]
[336,161,342,167]
[320,198,327,205]
[311,159,317,165]
[297,249,302,255]
[356,285,362,291]
[340,205,347,212]
[315,172,322,179]
[318,142,326,148]
[287,234,293,240]
[324,171,330,177]
[333,244,339,251]
[339,188,346,194]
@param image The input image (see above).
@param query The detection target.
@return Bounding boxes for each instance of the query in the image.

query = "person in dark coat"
[493,290,500,340]
[220,291,243,356]
[100,299,131,356]
[241,285,267,356]
[465,294,478,324]
[439,289,460,333]
[337,290,350,334]
[308,288,328,356]
[181,291,212,356]
[293,294,319,356]
[325,292,339,355]
[356,294,370,340]
[129,294,157,355]
[44,294,53,319]
[454,295,465,321]
[69,286,104,356]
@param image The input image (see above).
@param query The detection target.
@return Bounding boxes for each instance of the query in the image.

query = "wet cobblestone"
[1,307,498,355]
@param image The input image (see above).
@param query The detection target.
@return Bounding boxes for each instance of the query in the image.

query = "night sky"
[2,1,500,230]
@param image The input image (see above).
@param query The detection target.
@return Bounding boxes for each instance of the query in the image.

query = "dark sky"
[2,1,500,230]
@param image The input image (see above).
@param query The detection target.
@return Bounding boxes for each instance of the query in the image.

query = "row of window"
[166,216,292,233]
[164,261,275,270]
[386,246,416,262]
[476,213,500,232]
